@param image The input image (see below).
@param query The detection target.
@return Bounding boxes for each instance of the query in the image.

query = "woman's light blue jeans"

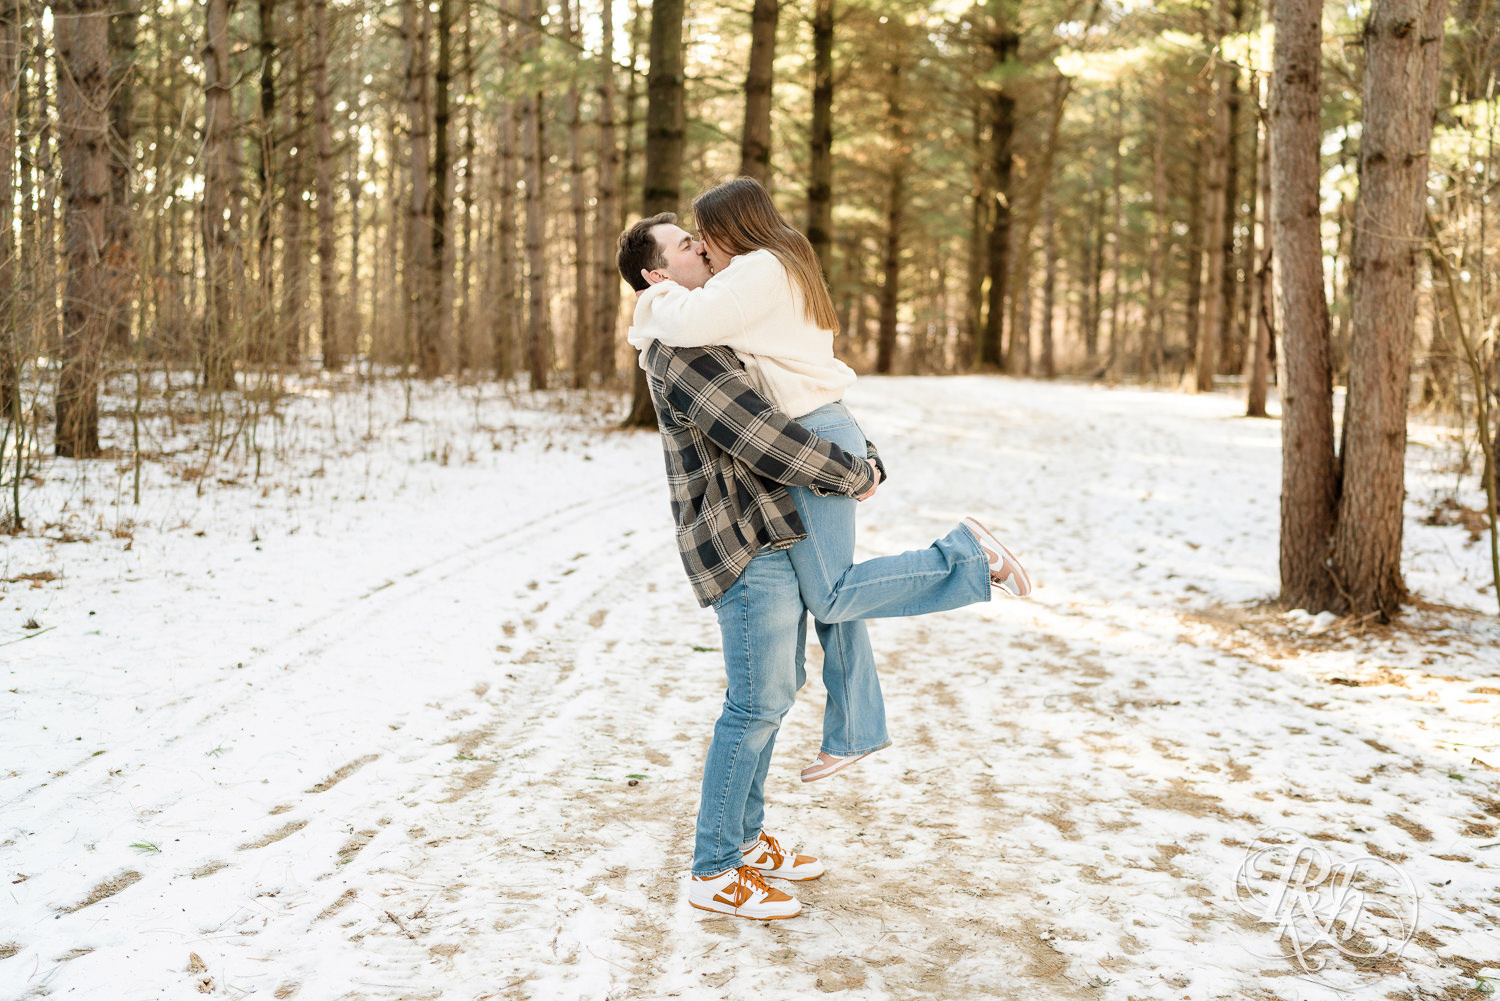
[786,402,991,756]
[691,402,992,877]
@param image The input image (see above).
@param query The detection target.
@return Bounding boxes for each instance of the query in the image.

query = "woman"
[628,177,1031,781]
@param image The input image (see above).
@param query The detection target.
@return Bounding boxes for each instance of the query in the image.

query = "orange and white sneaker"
[741,832,825,881]
[689,864,801,920]
[961,516,1033,597]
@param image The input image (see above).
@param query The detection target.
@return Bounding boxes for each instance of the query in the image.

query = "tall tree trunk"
[739,0,777,185]
[198,0,237,393]
[1087,188,1105,362]
[642,0,685,214]
[1142,89,1170,382]
[1184,138,1206,380]
[1080,195,1096,362]
[312,0,339,369]
[1006,228,1031,374]
[281,0,309,365]
[1236,44,1262,381]
[1039,184,1057,378]
[978,5,1019,369]
[497,96,521,381]
[252,0,276,364]
[402,0,434,376]
[104,0,137,354]
[1216,0,1245,376]
[965,102,987,370]
[624,0,685,425]
[875,45,904,375]
[0,0,20,421]
[1332,137,1356,375]
[428,0,453,377]
[1272,0,1339,609]
[1246,70,1275,418]
[1330,0,1447,619]
[806,0,833,277]
[347,129,362,363]
[519,0,550,389]
[1104,83,1125,374]
[456,0,475,371]
[593,0,621,382]
[618,0,644,230]
[1197,0,1232,393]
[55,0,110,453]
[381,109,399,359]
[31,12,62,370]
[564,0,590,387]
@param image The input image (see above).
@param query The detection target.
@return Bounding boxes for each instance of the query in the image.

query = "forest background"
[0,0,1496,622]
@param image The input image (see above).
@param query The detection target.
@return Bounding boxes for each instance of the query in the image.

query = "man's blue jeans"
[692,403,993,877]
[787,403,991,757]
[693,547,807,877]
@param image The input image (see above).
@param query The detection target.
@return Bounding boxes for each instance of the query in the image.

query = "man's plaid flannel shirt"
[642,342,885,608]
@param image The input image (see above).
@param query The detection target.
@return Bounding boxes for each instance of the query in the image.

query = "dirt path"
[4,377,1496,1000]
[254,378,1497,1000]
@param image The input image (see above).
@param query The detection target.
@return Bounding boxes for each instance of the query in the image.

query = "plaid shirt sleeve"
[654,345,876,497]
[866,440,888,484]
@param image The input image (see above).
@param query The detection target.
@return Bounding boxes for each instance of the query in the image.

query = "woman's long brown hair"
[691,177,840,333]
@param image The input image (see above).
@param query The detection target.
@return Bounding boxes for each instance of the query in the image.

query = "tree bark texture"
[806,0,833,278]
[456,0,475,371]
[252,0,277,364]
[56,0,110,453]
[876,47,905,375]
[1216,0,1245,376]
[1,0,20,419]
[403,0,436,376]
[1246,71,1275,418]
[104,0,137,353]
[1142,88,1170,381]
[312,0,339,368]
[1184,137,1206,379]
[1196,0,1232,393]
[626,0,686,425]
[739,0,777,185]
[642,0,685,216]
[519,0,550,389]
[1105,84,1125,375]
[429,0,454,377]
[979,6,1019,369]
[1040,185,1057,378]
[1330,0,1448,619]
[1271,0,1340,609]
[593,0,621,382]
[564,0,591,387]
[497,97,520,381]
[199,0,238,394]
[281,0,309,365]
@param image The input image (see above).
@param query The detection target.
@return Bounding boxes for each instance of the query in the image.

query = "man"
[617,213,883,920]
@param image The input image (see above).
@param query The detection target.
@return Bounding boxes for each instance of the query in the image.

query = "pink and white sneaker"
[800,750,873,783]
[961,516,1033,597]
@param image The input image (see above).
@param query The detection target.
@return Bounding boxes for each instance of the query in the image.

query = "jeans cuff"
[820,738,893,757]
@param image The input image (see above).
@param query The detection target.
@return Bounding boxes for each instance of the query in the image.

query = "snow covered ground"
[2,373,1497,1001]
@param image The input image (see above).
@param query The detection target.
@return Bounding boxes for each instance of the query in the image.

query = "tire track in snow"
[1,471,668,999]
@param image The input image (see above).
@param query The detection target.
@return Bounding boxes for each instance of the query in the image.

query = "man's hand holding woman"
[856,458,881,502]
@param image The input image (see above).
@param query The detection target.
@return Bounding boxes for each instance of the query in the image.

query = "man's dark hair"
[617,212,677,292]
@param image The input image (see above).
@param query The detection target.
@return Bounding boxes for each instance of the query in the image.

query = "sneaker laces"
[750,832,787,866]
[734,865,772,895]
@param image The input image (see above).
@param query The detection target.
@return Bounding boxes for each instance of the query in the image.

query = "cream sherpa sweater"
[627,249,855,418]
